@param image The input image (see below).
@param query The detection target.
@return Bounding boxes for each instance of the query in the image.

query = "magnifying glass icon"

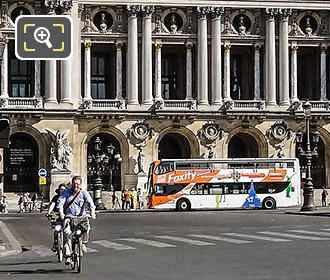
[34,27,53,49]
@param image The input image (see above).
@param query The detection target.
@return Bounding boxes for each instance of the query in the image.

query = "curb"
[0,221,22,258]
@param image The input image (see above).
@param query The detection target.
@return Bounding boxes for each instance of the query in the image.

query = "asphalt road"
[1,209,330,280]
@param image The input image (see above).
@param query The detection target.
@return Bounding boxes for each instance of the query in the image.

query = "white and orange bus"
[147,158,301,211]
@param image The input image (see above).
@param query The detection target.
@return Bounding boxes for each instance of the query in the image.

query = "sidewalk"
[0,220,22,258]
[285,205,330,217]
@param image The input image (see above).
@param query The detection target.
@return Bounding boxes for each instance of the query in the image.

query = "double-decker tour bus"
[147,158,301,211]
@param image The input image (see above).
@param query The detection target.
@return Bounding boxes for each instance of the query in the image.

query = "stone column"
[84,41,92,100]
[211,7,224,105]
[59,2,73,105]
[265,9,277,106]
[254,44,261,100]
[223,43,231,102]
[154,41,163,101]
[197,7,209,105]
[290,44,299,102]
[0,40,8,98]
[34,60,41,98]
[45,60,57,103]
[185,42,193,100]
[60,59,72,103]
[141,5,154,105]
[279,9,291,106]
[127,5,140,105]
[320,44,327,101]
[44,1,58,105]
[116,41,123,100]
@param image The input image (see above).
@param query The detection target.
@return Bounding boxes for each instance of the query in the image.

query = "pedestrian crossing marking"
[188,234,253,244]
[0,245,5,251]
[86,247,98,253]
[289,229,330,237]
[93,240,135,251]
[258,231,329,241]
[222,232,291,242]
[118,238,176,248]
[155,235,215,246]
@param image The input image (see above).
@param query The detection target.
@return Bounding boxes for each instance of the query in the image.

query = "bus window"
[155,162,174,175]
[209,185,223,195]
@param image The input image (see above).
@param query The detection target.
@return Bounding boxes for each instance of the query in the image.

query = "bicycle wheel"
[74,239,82,273]
[56,231,63,263]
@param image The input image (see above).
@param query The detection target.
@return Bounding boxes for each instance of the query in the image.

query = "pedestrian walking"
[137,188,143,209]
[18,195,24,213]
[321,187,328,207]
[131,188,137,210]
[121,189,125,210]
[124,187,131,210]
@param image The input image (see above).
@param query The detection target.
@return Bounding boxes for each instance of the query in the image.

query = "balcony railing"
[82,99,126,110]
[0,97,43,109]
[154,99,197,111]
[223,100,266,111]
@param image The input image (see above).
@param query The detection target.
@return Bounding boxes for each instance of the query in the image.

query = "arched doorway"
[295,132,326,189]
[158,133,191,159]
[4,133,39,192]
[228,133,259,158]
[87,133,121,191]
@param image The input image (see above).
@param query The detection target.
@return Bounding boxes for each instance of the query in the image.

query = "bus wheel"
[262,197,276,210]
[176,199,191,211]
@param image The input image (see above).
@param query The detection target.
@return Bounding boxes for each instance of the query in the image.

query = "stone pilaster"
[34,60,41,98]
[154,41,162,101]
[0,39,8,98]
[116,41,123,100]
[185,41,193,100]
[84,41,92,100]
[254,44,261,100]
[290,44,299,103]
[320,44,327,101]
[223,42,231,102]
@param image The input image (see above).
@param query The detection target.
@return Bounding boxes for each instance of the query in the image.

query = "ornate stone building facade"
[0,0,329,196]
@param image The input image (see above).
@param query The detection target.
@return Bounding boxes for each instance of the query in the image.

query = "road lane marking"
[258,231,328,241]
[93,240,135,250]
[32,245,54,257]
[117,238,176,248]
[289,229,330,237]
[222,233,291,242]
[154,235,215,246]
[188,234,253,244]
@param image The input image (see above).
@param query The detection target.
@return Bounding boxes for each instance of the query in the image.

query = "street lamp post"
[296,101,319,212]
[87,137,122,210]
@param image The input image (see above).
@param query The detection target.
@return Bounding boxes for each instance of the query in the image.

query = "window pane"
[19,84,26,97]
[98,83,105,99]
[98,58,105,75]
[11,59,18,75]
[91,83,97,98]
[12,84,19,97]
[20,61,27,75]
[92,57,97,75]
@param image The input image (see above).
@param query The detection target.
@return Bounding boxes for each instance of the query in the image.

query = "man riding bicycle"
[46,183,67,252]
[57,176,96,265]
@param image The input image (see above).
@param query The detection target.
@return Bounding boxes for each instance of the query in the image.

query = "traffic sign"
[38,168,47,178]
[39,177,46,185]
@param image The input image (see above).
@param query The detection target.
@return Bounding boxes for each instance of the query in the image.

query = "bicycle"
[66,216,90,273]
[46,214,64,263]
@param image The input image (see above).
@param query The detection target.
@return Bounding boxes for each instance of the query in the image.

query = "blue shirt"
[57,188,95,217]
